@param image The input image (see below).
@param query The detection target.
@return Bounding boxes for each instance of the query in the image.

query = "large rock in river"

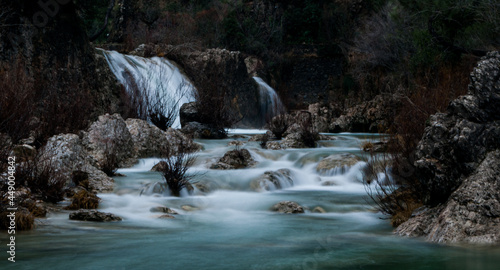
[413,52,500,206]
[251,169,294,192]
[82,114,136,168]
[316,153,361,175]
[270,201,305,214]
[69,210,122,222]
[41,134,114,192]
[126,118,201,157]
[210,149,256,170]
[396,52,500,244]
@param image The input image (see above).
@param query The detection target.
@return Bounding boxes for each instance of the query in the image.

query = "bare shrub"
[65,190,100,210]
[121,65,193,130]
[259,133,269,149]
[16,152,66,204]
[297,112,319,148]
[0,61,35,143]
[267,114,291,140]
[362,151,423,227]
[157,147,196,197]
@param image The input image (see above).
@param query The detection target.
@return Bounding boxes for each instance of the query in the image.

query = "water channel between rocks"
[3,131,500,270]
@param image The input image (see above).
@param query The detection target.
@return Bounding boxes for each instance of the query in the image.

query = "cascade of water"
[253,77,285,122]
[100,49,195,128]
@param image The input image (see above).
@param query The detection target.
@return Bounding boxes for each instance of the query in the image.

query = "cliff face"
[395,52,500,244]
[0,0,120,120]
[166,47,261,128]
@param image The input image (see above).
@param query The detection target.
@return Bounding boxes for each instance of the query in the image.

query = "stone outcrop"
[69,210,122,222]
[126,118,201,157]
[414,52,500,206]
[210,149,257,170]
[251,169,294,192]
[396,150,500,244]
[41,115,200,193]
[316,153,361,175]
[41,134,114,192]
[270,201,305,214]
[0,1,121,118]
[166,48,260,127]
[395,52,500,244]
[82,114,136,168]
[181,121,227,139]
[150,207,179,215]
[329,94,400,133]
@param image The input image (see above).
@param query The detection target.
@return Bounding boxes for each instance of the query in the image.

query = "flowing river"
[3,131,500,270]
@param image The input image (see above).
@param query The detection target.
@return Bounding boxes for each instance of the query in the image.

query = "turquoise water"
[2,133,500,269]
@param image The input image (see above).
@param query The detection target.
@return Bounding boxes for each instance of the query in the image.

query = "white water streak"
[101,49,195,128]
[253,77,285,120]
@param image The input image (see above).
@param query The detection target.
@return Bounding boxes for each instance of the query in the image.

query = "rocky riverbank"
[395,52,500,244]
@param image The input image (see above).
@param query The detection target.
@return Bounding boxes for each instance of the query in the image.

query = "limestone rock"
[179,102,199,127]
[69,210,122,222]
[414,52,500,205]
[312,206,327,213]
[396,150,500,244]
[270,201,305,214]
[181,121,227,139]
[210,149,256,170]
[396,52,500,244]
[329,94,400,133]
[41,134,114,192]
[251,169,294,192]
[316,153,361,175]
[83,113,136,168]
[126,118,201,157]
[150,207,179,215]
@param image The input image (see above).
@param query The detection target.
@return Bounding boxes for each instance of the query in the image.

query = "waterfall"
[253,77,285,122]
[100,49,195,129]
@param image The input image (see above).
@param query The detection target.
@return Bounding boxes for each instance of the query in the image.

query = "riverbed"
[2,132,500,270]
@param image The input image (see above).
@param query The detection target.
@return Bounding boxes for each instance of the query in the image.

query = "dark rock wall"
[285,56,343,108]
[167,48,261,128]
[0,0,120,117]
[396,52,500,244]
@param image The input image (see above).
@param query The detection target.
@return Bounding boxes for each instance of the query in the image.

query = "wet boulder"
[150,207,178,215]
[140,182,167,196]
[251,169,294,192]
[126,118,201,157]
[316,153,361,175]
[41,133,114,192]
[82,113,136,168]
[210,149,256,170]
[69,210,122,222]
[270,201,305,214]
[180,121,227,139]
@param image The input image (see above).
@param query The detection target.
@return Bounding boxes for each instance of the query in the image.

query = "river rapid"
[2,131,500,270]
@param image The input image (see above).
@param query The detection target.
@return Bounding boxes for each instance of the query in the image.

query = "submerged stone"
[69,210,122,222]
[270,201,305,214]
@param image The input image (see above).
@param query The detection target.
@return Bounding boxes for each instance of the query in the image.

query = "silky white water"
[4,132,500,270]
[253,77,285,121]
[100,49,195,128]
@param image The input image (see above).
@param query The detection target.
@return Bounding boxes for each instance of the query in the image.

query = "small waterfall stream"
[100,50,195,128]
[6,131,500,270]
[253,77,285,122]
